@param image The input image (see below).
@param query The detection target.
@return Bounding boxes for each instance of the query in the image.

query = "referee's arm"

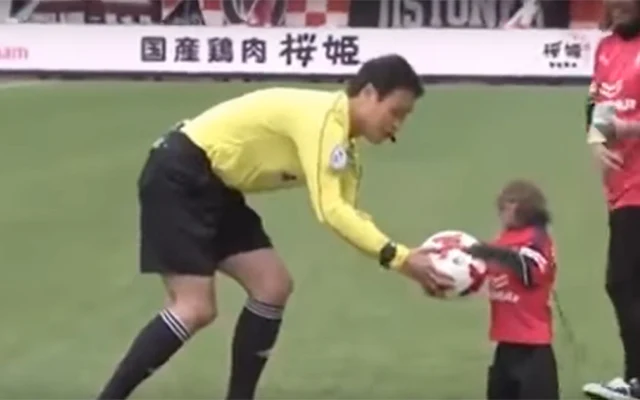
[339,150,375,221]
[297,118,410,270]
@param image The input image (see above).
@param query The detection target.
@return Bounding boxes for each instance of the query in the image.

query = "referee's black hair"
[346,54,424,99]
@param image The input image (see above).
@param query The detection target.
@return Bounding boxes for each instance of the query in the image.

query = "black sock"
[97,309,191,399]
[226,298,284,400]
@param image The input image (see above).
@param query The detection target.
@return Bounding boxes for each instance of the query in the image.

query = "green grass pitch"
[0,81,618,399]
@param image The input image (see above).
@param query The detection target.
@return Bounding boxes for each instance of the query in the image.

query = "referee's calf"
[466,180,558,400]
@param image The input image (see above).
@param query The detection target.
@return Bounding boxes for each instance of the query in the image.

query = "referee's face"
[363,88,416,144]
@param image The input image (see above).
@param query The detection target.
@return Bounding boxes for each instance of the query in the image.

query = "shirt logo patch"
[600,80,623,99]
[329,145,348,171]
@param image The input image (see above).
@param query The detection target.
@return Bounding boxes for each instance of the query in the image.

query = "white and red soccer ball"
[421,230,487,298]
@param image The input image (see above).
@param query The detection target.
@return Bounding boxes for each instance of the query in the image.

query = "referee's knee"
[162,275,218,331]
[168,298,217,331]
[252,271,294,306]
[221,249,294,307]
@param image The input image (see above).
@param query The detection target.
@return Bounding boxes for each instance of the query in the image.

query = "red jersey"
[488,226,556,344]
[591,33,640,209]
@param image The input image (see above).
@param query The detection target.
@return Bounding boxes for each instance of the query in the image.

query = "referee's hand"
[401,248,455,297]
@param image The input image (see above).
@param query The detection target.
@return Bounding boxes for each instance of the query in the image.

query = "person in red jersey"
[463,180,559,400]
[583,1,640,399]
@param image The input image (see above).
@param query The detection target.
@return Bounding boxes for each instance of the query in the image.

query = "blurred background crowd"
[1,0,605,29]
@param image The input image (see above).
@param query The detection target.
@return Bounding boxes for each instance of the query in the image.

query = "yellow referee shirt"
[182,87,409,269]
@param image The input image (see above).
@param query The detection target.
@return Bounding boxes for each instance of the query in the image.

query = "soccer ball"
[421,230,487,298]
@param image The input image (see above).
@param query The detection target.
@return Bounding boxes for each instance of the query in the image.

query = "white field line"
[0,80,58,90]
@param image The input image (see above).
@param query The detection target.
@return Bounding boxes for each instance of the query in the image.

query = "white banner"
[0,24,604,77]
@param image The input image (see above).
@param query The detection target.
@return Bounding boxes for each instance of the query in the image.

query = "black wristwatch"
[379,242,397,269]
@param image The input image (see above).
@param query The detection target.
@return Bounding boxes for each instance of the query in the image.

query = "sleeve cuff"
[389,244,410,271]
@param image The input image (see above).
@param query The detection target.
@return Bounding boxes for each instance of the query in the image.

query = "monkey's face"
[498,200,519,229]
[496,180,549,229]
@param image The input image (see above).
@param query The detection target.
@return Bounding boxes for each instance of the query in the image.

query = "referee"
[96,54,453,400]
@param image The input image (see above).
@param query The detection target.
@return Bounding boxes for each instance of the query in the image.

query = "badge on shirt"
[329,144,348,171]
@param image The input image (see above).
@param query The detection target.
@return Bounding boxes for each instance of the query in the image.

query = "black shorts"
[137,131,272,276]
[487,342,559,400]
